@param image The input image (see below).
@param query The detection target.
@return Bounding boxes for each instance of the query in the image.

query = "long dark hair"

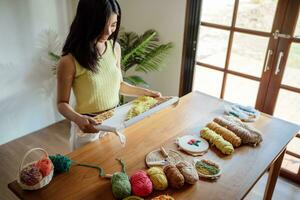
[62,0,121,72]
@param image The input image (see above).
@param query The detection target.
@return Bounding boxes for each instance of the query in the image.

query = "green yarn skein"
[49,154,72,173]
[111,159,131,199]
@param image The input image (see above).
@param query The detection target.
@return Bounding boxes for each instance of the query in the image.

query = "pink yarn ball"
[130,170,153,197]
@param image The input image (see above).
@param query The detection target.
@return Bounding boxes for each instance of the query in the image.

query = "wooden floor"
[0,120,299,200]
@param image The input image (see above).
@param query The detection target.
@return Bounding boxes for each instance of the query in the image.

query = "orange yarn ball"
[35,157,53,177]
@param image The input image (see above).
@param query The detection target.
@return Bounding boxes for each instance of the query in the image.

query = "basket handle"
[18,148,49,177]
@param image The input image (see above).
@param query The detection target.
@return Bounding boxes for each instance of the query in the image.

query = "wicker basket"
[17,148,54,190]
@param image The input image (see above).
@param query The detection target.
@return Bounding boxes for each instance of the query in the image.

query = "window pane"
[282,43,300,88]
[224,74,259,106]
[197,26,230,68]
[201,0,235,26]
[294,10,300,37]
[229,32,269,77]
[192,66,223,98]
[235,0,278,32]
[274,89,300,125]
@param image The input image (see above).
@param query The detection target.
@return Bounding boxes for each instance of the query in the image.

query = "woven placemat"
[145,149,185,167]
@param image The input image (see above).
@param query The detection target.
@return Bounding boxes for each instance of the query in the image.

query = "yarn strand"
[75,162,105,177]
[116,158,126,173]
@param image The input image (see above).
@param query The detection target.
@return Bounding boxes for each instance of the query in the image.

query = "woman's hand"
[146,89,162,98]
[74,115,99,133]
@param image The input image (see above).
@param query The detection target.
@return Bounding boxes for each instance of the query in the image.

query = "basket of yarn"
[17,148,54,190]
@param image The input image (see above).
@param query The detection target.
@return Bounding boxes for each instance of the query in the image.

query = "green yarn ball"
[49,154,72,173]
[112,172,131,199]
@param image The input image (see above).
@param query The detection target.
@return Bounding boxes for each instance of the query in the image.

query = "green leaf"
[49,52,60,61]
[135,42,173,73]
[123,76,149,87]
[121,30,157,71]
[117,27,173,86]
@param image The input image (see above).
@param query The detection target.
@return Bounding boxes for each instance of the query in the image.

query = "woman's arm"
[120,81,161,97]
[114,42,161,98]
[57,55,98,133]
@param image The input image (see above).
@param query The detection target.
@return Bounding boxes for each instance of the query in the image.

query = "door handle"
[273,30,291,39]
[264,49,273,72]
[275,51,284,75]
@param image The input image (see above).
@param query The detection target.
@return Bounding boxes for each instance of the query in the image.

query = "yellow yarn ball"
[147,167,168,190]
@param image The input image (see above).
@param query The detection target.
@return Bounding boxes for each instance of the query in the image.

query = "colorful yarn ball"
[112,172,132,199]
[151,195,175,200]
[49,154,72,173]
[130,170,152,197]
[163,165,184,189]
[147,167,168,190]
[20,164,43,186]
[35,157,53,177]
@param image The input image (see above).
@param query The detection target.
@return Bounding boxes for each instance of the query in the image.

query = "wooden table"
[8,92,300,200]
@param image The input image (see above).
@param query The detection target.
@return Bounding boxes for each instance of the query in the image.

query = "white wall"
[119,0,186,96]
[0,0,186,144]
[0,0,75,145]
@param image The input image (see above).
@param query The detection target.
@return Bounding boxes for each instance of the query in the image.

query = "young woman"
[57,0,161,149]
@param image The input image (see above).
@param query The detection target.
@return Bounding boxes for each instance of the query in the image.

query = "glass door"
[261,0,300,183]
[192,0,300,183]
[193,0,281,108]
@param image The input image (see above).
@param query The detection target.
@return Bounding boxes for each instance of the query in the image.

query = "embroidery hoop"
[176,135,209,155]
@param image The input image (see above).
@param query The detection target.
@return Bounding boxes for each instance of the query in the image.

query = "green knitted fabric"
[111,159,131,199]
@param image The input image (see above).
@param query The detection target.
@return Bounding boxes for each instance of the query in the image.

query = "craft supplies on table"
[130,170,153,197]
[200,127,234,155]
[206,121,241,147]
[163,164,185,189]
[176,135,209,156]
[18,148,54,190]
[145,148,185,167]
[200,115,263,155]
[224,103,260,122]
[213,115,262,146]
[147,167,168,190]
[176,161,198,184]
[194,159,221,180]
[109,159,131,199]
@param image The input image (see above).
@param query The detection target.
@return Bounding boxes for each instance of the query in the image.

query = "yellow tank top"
[73,40,122,114]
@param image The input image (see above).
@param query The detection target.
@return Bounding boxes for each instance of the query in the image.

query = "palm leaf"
[117,28,173,92]
[48,52,60,74]
[134,42,173,73]
[121,30,158,71]
[49,52,60,61]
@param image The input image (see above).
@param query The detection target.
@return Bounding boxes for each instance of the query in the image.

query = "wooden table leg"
[263,148,286,200]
